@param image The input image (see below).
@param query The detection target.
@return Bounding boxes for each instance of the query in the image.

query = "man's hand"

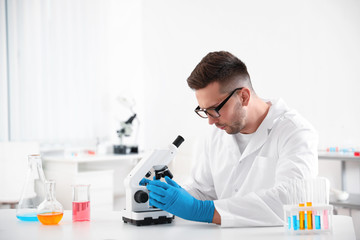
[145,176,215,223]
[139,178,151,186]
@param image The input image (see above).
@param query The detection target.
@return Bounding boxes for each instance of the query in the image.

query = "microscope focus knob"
[134,190,149,203]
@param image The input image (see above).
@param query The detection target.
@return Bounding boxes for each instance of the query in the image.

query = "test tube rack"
[283,177,333,234]
[283,204,333,234]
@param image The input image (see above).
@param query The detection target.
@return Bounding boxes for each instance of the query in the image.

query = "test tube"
[322,178,330,229]
[297,179,306,230]
[285,181,292,230]
[306,179,313,230]
[314,178,321,230]
[290,179,299,230]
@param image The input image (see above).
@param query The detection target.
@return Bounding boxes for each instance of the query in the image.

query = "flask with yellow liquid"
[37,180,63,225]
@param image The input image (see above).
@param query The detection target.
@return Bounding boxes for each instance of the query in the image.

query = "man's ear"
[238,88,251,106]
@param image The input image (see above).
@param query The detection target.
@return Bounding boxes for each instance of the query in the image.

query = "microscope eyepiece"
[172,135,184,148]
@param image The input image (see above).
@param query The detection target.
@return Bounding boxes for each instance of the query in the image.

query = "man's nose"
[208,115,218,125]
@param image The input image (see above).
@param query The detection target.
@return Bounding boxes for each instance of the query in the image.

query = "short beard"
[226,104,246,134]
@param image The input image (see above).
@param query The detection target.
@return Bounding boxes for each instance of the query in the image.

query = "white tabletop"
[42,153,143,163]
[0,210,356,240]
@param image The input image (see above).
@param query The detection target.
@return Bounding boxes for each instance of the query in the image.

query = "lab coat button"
[234,189,238,192]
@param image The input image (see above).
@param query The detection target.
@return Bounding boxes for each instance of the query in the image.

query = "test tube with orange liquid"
[305,179,313,230]
[297,179,306,230]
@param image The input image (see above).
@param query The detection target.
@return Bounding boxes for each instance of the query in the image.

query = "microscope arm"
[124,136,184,189]
[124,147,175,188]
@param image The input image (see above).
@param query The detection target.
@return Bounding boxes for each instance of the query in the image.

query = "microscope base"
[122,209,174,226]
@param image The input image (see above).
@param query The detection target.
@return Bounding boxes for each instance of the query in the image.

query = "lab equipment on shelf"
[325,147,360,156]
[114,113,139,154]
[16,154,47,221]
[283,177,333,234]
[37,180,63,225]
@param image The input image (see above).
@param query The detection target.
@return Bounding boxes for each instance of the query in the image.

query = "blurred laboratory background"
[0,0,359,236]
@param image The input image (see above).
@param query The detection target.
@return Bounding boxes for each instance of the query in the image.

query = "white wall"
[2,0,359,192]
[1,0,359,235]
[141,0,360,189]
[142,1,360,236]
[2,0,144,149]
[3,0,359,180]
[0,0,9,141]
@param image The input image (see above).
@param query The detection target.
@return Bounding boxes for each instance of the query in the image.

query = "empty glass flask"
[16,154,46,221]
[37,180,63,225]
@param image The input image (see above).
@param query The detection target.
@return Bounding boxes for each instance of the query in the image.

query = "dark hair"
[187,51,253,92]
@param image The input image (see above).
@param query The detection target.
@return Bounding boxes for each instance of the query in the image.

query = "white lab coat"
[184,99,318,227]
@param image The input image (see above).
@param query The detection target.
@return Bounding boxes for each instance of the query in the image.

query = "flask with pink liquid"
[72,184,90,221]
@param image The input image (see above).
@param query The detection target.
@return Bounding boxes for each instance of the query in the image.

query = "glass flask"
[72,184,90,221]
[37,180,64,225]
[16,154,47,221]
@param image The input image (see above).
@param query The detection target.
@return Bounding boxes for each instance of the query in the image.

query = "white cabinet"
[318,151,360,212]
[42,154,142,210]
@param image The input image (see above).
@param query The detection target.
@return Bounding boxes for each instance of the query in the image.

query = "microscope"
[113,113,138,154]
[122,135,184,226]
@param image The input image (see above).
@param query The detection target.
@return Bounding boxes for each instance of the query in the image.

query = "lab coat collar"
[239,98,289,161]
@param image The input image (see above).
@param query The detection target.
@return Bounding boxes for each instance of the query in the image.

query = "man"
[143,51,318,227]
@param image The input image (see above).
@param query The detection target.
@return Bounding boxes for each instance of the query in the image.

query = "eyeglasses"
[195,87,243,118]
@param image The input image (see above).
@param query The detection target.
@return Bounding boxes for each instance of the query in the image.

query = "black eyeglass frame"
[194,87,243,119]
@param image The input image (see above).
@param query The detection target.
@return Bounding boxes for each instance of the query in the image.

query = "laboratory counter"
[0,209,356,240]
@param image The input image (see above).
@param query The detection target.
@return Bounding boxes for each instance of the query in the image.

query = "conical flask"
[16,154,46,221]
[37,180,63,225]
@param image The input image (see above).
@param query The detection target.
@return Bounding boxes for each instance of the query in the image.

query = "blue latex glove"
[146,176,215,223]
[139,178,151,186]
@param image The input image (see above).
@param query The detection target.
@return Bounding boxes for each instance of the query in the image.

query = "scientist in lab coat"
[143,51,318,227]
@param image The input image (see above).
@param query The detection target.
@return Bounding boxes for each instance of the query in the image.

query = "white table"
[42,153,142,210]
[318,151,360,213]
[0,210,356,240]
[318,151,360,190]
